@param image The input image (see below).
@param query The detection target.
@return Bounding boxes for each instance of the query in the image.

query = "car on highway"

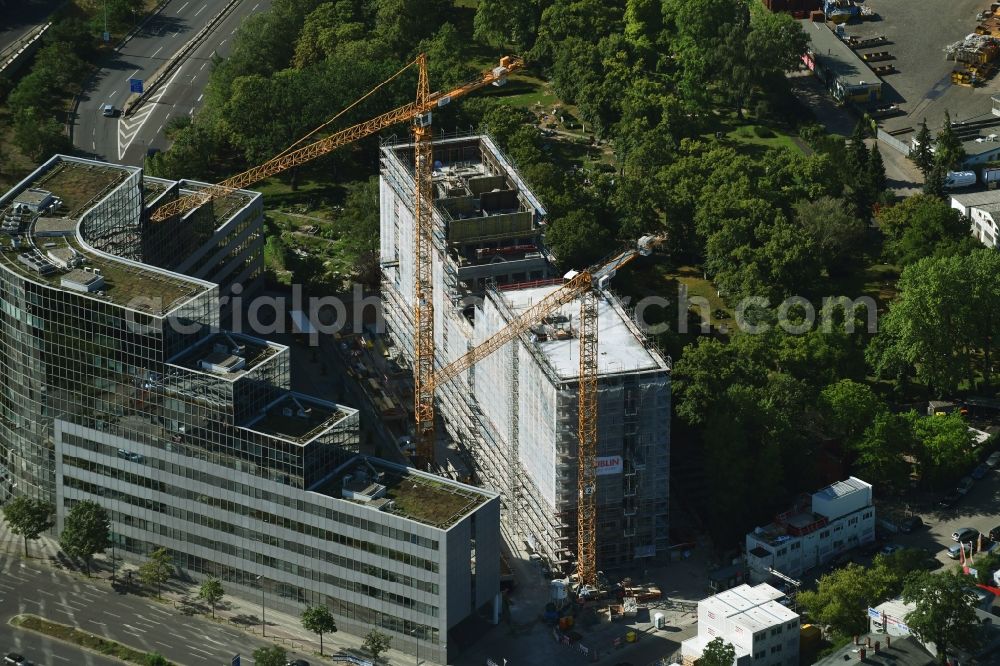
[900,516,924,533]
[957,476,975,494]
[101,103,116,117]
[3,654,27,666]
[286,660,310,666]
[953,527,979,542]
[990,525,1000,542]
[972,463,990,480]
[939,490,962,509]
[987,451,1000,468]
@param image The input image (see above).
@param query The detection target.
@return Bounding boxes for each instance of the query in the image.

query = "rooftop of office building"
[241,392,354,445]
[169,332,284,380]
[0,157,211,314]
[316,456,493,529]
[501,285,669,380]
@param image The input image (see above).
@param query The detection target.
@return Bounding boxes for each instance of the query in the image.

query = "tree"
[2,496,54,558]
[144,653,169,666]
[59,500,109,576]
[910,119,934,174]
[544,209,613,268]
[701,637,736,666]
[198,577,224,618]
[924,161,947,198]
[934,111,966,171]
[793,196,866,276]
[474,0,536,51]
[797,564,875,637]
[251,646,287,666]
[853,412,916,490]
[973,551,1000,585]
[818,379,885,446]
[363,629,391,661]
[908,412,977,488]
[300,604,338,656]
[138,547,173,598]
[903,571,980,663]
[875,195,970,265]
[12,107,70,162]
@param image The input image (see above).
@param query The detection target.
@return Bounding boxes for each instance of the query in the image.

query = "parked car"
[953,527,979,542]
[939,490,962,509]
[987,451,1000,468]
[972,463,990,480]
[957,476,975,495]
[989,525,1000,542]
[900,516,924,533]
[948,542,974,559]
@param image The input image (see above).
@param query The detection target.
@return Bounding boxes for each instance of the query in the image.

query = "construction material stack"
[946,6,1000,86]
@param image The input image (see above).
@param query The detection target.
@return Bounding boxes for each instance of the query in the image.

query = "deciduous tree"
[363,629,391,661]
[300,605,338,655]
[251,646,287,666]
[198,577,225,618]
[701,637,736,666]
[903,571,980,664]
[2,496,53,557]
[59,500,109,576]
[138,547,173,598]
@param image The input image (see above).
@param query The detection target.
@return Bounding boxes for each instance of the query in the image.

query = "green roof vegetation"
[380,470,483,528]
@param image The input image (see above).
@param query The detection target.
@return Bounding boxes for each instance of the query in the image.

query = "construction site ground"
[842,0,1000,135]
[456,542,710,666]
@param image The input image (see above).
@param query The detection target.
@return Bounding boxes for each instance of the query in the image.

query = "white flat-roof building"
[379,134,671,570]
[681,583,800,666]
[951,191,1000,248]
[746,477,875,582]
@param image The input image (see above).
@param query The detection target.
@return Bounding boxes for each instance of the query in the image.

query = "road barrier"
[124,0,244,117]
[0,22,51,77]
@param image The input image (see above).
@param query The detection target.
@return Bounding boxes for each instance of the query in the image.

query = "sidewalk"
[0,520,426,665]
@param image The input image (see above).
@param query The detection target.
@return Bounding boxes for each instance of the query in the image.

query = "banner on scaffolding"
[596,455,623,476]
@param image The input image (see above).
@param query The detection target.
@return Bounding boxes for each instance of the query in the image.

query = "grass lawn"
[11,614,175,665]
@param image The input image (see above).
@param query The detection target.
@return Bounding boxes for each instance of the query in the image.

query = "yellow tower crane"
[427,235,663,586]
[148,54,523,468]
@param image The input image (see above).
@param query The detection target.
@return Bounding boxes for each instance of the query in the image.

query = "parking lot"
[841,0,1000,133]
[874,450,1000,572]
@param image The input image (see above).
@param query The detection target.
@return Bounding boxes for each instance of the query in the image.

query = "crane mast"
[412,54,436,468]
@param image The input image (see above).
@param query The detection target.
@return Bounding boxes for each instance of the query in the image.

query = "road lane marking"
[155,642,171,649]
[200,62,206,70]
[92,141,96,150]
[177,1,189,12]
[152,46,163,57]
[38,589,55,596]
[103,611,122,618]
[190,75,198,84]
[125,69,139,81]
[188,107,194,115]
[253,2,260,9]
[200,635,226,646]
[195,4,206,16]
[111,89,119,97]
[156,124,163,133]
[197,94,203,102]
[118,66,181,159]
[189,646,214,656]
[51,656,68,662]
[123,623,145,633]
[220,39,227,46]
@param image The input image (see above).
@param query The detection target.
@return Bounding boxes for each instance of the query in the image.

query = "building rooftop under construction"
[379,133,671,572]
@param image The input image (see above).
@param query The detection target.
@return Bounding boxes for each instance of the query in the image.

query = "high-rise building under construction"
[379,134,671,569]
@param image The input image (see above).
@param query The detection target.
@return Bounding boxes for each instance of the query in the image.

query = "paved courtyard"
[842,0,1000,133]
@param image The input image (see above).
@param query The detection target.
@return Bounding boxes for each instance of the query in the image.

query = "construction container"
[801,624,822,648]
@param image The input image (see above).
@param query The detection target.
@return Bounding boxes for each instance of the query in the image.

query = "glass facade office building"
[0,156,501,662]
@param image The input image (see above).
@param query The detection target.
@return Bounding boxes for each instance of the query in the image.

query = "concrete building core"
[379,134,671,570]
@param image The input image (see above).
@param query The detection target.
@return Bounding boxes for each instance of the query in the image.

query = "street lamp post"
[410,628,419,666]
[256,575,266,637]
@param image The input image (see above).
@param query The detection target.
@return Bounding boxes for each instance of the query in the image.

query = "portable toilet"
[654,612,665,629]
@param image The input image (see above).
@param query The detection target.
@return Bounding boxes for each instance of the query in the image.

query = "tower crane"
[148,55,524,222]
[147,53,524,468]
[428,234,663,586]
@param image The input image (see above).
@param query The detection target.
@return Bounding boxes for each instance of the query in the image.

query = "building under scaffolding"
[379,133,671,570]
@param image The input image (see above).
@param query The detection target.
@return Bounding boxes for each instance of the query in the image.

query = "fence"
[877,129,911,156]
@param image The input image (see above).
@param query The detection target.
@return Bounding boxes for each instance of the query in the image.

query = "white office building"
[746,477,875,582]
[951,191,1000,248]
[681,583,800,666]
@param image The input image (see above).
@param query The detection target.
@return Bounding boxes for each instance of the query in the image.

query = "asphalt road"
[0,554,300,665]
[73,0,271,165]
[0,0,62,60]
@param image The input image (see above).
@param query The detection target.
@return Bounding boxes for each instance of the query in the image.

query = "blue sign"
[129,78,143,94]
[231,655,240,666]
